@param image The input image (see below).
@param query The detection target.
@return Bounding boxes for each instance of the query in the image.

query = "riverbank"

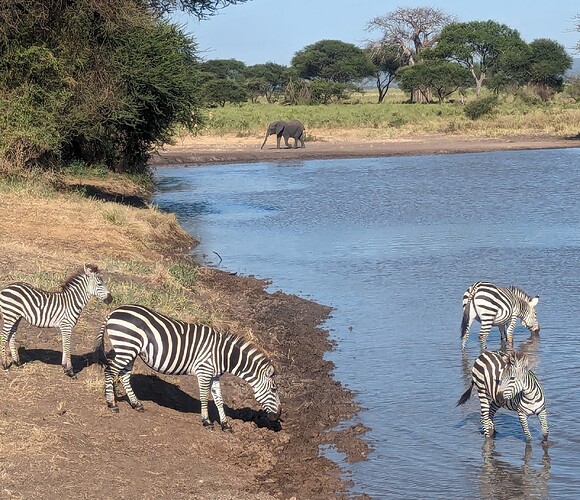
[0,170,365,499]
[150,133,580,166]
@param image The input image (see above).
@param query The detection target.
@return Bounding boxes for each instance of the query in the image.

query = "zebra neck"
[223,336,264,384]
[59,276,91,308]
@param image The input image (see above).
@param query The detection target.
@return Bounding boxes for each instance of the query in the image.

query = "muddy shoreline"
[150,133,580,167]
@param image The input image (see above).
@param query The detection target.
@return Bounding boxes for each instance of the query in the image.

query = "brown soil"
[1,132,578,500]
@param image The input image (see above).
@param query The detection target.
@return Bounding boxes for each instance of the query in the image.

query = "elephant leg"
[283,132,291,148]
[276,134,282,149]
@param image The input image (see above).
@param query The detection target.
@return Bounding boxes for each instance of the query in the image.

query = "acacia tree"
[526,39,572,100]
[427,20,528,97]
[398,60,471,103]
[291,39,375,83]
[365,42,407,103]
[366,6,455,102]
[244,62,291,102]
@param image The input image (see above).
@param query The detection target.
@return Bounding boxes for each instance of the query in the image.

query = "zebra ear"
[530,296,539,307]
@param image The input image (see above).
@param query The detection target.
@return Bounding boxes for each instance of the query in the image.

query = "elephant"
[260,120,305,150]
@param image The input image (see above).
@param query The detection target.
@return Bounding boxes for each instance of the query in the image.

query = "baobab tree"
[366,6,455,102]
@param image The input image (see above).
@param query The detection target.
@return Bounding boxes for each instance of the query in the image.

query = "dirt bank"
[150,133,580,166]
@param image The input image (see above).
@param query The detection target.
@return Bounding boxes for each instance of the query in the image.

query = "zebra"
[461,281,540,350]
[0,264,113,378]
[94,304,282,431]
[457,350,548,441]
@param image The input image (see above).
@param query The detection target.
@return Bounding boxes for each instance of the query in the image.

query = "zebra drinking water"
[461,281,540,350]
[0,264,113,377]
[457,350,548,441]
[94,304,282,431]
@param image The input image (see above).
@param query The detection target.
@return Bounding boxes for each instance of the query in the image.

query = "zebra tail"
[93,323,109,367]
[460,290,474,339]
[456,381,474,407]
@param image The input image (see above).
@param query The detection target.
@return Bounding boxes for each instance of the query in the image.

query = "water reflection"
[479,440,551,499]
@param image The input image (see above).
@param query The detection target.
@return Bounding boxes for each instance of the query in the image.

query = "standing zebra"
[0,264,113,377]
[461,281,540,350]
[94,304,282,431]
[457,350,548,441]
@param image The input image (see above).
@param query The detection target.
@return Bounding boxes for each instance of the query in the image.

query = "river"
[153,148,580,499]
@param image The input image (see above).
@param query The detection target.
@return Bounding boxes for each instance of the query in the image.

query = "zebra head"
[498,351,529,401]
[517,291,540,334]
[252,362,282,421]
[84,264,113,305]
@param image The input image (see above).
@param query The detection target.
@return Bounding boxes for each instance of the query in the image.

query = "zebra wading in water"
[0,264,113,377]
[461,281,540,350]
[457,350,548,441]
[94,304,282,431]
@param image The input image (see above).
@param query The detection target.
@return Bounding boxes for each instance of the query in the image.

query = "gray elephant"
[260,120,305,149]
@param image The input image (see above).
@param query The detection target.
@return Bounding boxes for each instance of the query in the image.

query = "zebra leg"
[198,376,214,430]
[104,365,119,412]
[478,392,495,437]
[506,317,518,348]
[210,377,232,432]
[59,324,76,378]
[518,411,532,441]
[1,317,22,369]
[478,323,492,352]
[119,369,143,412]
[538,409,549,441]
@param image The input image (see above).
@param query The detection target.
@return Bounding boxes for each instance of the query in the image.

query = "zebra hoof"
[107,403,119,414]
[131,402,144,412]
[202,420,215,431]
[221,422,233,432]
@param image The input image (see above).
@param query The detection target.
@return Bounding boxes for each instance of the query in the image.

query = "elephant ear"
[275,121,285,134]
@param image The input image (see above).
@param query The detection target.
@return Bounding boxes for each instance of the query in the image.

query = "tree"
[365,42,407,103]
[202,79,248,107]
[527,39,572,100]
[366,7,455,66]
[427,20,528,97]
[0,0,250,173]
[397,61,471,103]
[244,62,291,102]
[291,40,375,83]
[199,58,246,81]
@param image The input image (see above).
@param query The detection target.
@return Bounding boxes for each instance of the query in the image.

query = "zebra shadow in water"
[478,439,550,498]
[15,347,97,374]
[129,374,282,431]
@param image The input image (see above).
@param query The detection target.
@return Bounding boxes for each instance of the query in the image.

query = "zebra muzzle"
[103,294,113,305]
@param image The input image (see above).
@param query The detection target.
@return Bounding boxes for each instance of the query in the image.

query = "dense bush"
[0,0,210,173]
[463,96,499,119]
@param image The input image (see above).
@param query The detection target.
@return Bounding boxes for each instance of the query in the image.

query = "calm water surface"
[154,148,580,499]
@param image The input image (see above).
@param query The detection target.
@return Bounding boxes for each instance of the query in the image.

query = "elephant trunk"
[260,131,270,150]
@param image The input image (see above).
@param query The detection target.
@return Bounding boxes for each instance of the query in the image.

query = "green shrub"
[464,96,499,120]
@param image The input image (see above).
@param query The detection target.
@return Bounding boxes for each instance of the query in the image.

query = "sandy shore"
[150,133,580,166]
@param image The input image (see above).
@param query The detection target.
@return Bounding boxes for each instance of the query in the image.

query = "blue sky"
[172,0,579,65]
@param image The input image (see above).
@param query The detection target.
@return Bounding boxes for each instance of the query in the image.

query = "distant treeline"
[1,3,578,173]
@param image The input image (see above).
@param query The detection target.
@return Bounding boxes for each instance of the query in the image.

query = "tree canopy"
[291,39,375,83]
[427,20,528,96]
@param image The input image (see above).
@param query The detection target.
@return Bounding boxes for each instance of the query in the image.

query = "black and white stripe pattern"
[461,281,540,350]
[0,264,112,377]
[457,350,548,441]
[94,304,282,431]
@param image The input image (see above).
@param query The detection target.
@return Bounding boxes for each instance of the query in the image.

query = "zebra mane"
[60,264,100,290]
[223,331,271,362]
[508,286,532,302]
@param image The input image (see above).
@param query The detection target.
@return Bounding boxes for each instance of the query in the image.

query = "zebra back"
[103,305,274,379]
[0,264,111,328]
